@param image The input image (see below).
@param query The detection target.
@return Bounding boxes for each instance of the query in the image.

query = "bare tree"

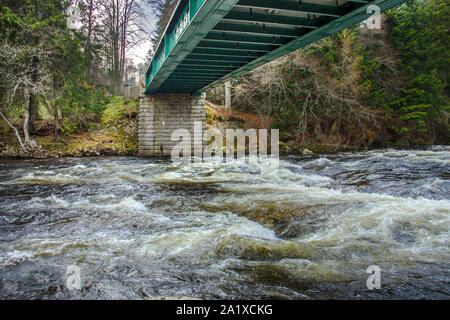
[233,61,286,129]
[0,44,50,150]
[98,0,145,94]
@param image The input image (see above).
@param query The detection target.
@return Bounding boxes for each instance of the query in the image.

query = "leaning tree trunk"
[0,110,27,151]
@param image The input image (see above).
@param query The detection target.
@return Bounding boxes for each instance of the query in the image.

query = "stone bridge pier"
[138,94,206,156]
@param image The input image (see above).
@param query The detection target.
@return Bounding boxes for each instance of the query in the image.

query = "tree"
[145,0,177,61]
[0,0,68,133]
[0,1,68,148]
[97,0,144,94]
[78,0,102,80]
[0,1,108,146]
[0,44,50,150]
[385,0,449,142]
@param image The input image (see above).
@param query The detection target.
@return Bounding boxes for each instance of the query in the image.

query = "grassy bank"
[0,99,278,159]
[0,98,444,159]
[0,97,138,159]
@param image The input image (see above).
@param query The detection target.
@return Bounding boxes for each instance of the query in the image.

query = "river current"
[0,147,448,299]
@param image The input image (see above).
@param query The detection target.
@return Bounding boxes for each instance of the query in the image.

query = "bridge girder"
[146,0,407,95]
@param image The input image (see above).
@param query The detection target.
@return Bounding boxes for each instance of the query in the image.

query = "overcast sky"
[129,1,157,66]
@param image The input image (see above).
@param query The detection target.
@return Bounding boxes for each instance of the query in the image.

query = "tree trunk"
[86,0,94,79]
[225,81,231,108]
[0,110,27,151]
[28,93,39,133]
[23,87,31,146]
[43,99,59,141]
[28,55,40,133]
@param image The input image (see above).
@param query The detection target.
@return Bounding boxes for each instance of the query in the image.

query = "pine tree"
[146,0,177,61]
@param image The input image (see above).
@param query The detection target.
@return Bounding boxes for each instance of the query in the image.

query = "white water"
[0,147,448,299]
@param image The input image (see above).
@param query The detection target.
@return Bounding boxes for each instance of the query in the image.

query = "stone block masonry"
[138,94,206,156]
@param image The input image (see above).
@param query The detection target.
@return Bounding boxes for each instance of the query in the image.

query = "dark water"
[0,147,448,299]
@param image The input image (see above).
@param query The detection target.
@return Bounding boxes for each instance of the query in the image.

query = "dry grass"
[206,101,270,130]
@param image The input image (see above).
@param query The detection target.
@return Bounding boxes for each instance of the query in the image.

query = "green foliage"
[384,0,449,141]
[234,0,448,149]
[102,97,138,126]
[0,0,109,137]
[58,118,79,135]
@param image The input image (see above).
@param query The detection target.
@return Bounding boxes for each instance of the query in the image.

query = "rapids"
[0,146,448,299]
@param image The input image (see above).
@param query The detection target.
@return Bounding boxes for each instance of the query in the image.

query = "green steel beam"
[174,66,239,72]
[168,79,222,83]
[183,59,253,64]
[171,74,228,79]
[196,0,408,95]
[212,22,310,38]
[198,40,280,51]
[174,70,238,76]
[222,10,325,29]
[191,48,263,57]
[175,65,237,70]
[163,80,211,84]
[157,89,202,94]
[160,85,207,89]
[185,54,255,62]
[168,72,225,78]
[209,29,301,40]
[196,44,271,53]
[172,69,229,74]
[189,52,262,59]
[179,60,246,67]
[164,82,213,85]
[146,0,241,94]
[234,0,342,18]
[203,33,291,45]
[147,0,406,95]
[159,91,202,94]
[164,80,212,84]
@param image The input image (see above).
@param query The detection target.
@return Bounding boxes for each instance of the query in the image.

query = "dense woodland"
[0,0,448,157]
[233,0,449,151]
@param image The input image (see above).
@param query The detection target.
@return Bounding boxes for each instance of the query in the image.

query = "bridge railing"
[146,0,207,89]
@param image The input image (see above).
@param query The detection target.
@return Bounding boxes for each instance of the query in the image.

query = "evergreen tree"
[386,0,449,142]
[146,0,177,61]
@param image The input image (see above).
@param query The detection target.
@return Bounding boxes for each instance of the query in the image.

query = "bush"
[102,96,138,126]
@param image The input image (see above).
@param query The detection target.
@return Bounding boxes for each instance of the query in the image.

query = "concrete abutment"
[138,94,206,156]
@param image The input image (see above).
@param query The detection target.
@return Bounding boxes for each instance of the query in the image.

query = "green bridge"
[139,0,406,156]
[145,0,405,95]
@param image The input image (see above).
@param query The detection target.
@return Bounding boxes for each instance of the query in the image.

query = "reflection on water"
[0,147,448,299]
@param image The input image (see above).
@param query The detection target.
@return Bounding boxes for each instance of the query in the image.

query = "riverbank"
[1,100,271,159]
[0,97,139,159]
[0,99,437,159]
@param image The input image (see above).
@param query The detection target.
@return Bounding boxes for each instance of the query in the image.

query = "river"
[0,147,448,299]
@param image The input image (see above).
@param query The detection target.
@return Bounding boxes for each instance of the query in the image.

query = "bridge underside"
[146,0,406,96]
[140,0,406,156]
